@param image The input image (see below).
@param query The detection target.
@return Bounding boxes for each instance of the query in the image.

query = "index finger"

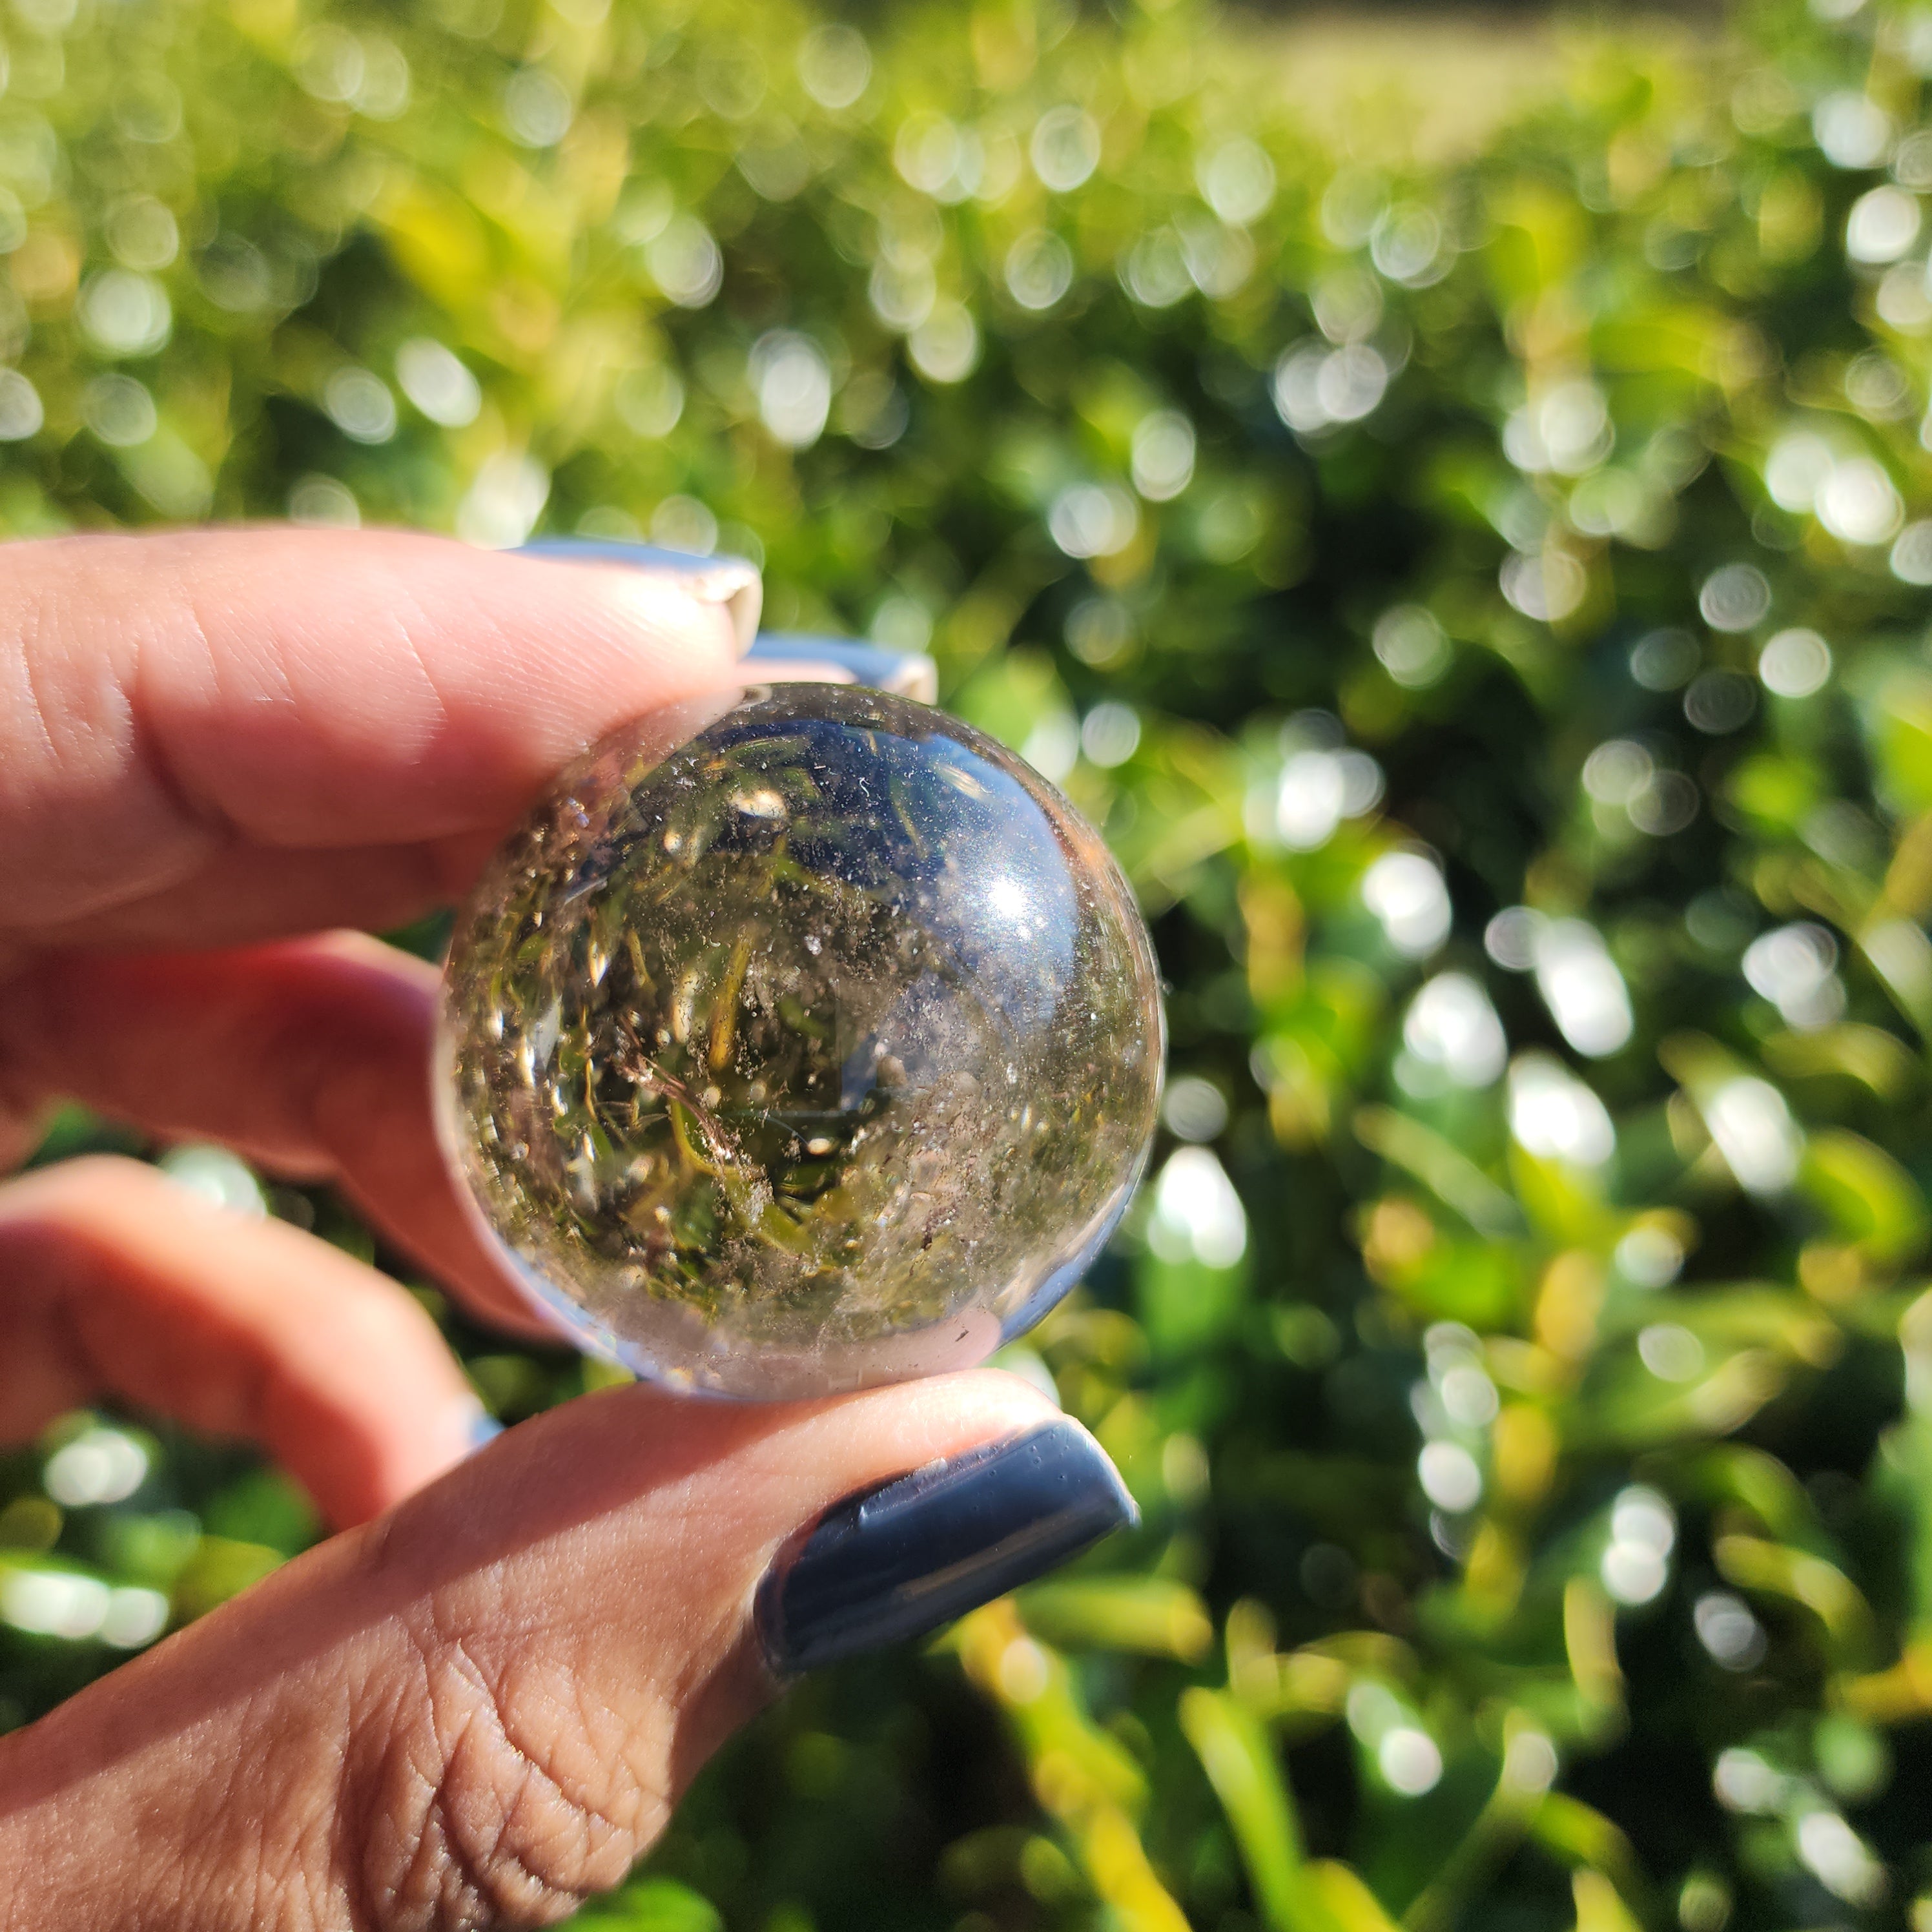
[0,527,759,952]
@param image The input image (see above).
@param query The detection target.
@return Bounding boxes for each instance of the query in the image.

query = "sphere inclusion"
[438,682,1164,1398]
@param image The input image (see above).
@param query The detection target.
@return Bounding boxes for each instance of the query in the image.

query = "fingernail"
[662,552,762,655]
[453,1395,504,1455]
[755,1419,1136,1677]
[520,539,763,653]
[745,633,938,701]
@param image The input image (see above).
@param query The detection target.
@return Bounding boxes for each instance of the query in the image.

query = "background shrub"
[9,0,1932,1924]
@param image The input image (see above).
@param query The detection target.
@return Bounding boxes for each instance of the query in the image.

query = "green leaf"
[1801,1130,1930,1268]
[1018,1576,1215,1661]
[569,1880,723,1932]
[1181,1686,1342,1932]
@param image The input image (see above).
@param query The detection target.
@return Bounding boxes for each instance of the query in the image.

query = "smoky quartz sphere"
[438,682,1164,1399]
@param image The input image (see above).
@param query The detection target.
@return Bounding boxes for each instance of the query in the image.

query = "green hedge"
[10,0,1932,1924]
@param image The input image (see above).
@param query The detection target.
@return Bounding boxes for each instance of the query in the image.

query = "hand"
[0,529,1131,1930]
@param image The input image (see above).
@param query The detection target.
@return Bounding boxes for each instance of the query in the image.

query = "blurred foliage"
[16,0,1932,1924]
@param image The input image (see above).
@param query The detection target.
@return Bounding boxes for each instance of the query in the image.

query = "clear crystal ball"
[437,682,1164,1398]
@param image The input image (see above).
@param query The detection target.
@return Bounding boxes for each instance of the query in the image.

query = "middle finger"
[0,934,547,1336]
[0,1154,484,1527]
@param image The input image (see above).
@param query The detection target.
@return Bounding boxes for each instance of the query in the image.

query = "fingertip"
[356,1392,501,1521]
[859,1363,1068,1448]
[0,1152,482,1530]
[579,551,762,656]
[517,551,750,676]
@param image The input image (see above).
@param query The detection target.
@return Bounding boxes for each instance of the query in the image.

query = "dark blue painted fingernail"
[755,1420,1137,1676]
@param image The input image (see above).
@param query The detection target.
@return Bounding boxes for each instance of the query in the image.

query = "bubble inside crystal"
[437,682,1164,1398]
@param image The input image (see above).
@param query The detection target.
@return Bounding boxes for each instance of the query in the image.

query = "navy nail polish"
[756,1420,1137,1676]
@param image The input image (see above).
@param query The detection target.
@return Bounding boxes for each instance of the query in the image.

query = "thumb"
[0,1372,1133,1929]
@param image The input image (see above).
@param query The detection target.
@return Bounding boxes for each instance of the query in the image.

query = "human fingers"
[0,935,553,1332]
[0,527,759,954]
[0,1155,487,1528]
[0,1372,1133,1930]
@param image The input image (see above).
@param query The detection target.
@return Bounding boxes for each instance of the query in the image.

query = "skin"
[0,529,1061,1930]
